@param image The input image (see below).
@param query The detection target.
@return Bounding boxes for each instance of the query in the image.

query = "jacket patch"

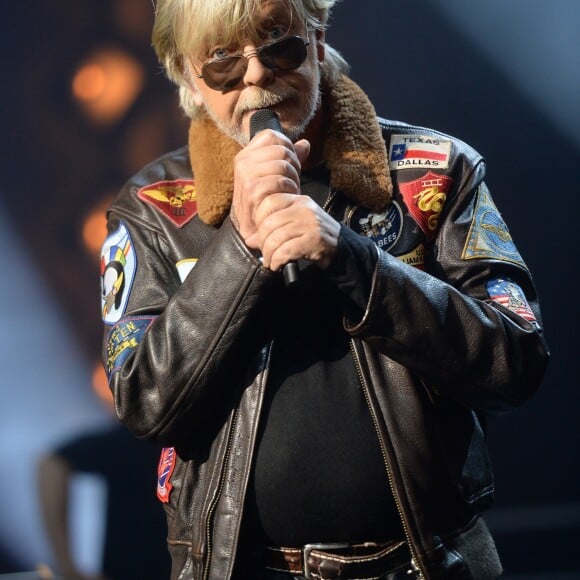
[486,279,536,322]
[101,222,137,324]
[462,187,526,267]
[396,243,425,270]
[346,201,403,252]
[106,316,154,377]
[398,172,452,240]
[157,447,176,503]
[137,179,197,228]
[389,134,451,170]
[176,258,198,283]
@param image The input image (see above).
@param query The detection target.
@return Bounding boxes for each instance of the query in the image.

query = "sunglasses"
[195,35,309,92]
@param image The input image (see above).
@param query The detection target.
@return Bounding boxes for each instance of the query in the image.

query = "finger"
[253,191,297,230]
[258,203,340,270]
[244,131,305,174]
[293,139,311,166]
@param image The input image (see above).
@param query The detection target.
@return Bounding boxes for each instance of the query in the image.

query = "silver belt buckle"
[302,542,349,580]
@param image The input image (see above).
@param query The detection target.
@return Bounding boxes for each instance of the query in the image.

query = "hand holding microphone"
[230,108,340,278]
[249,110,300,285]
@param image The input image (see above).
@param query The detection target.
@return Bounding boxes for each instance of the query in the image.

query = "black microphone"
[249,109,299,286]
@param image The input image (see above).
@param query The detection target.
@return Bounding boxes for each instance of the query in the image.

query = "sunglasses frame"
[195,35,310,92]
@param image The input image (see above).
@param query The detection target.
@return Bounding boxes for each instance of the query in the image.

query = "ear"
[315,28,325,63]
[188,80,205,108]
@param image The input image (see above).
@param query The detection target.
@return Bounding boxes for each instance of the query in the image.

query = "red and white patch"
[399,172,452,240]
[157,447,176,503]
[138,179,197,228]
[486,279,536,322]
[389,134,451,170]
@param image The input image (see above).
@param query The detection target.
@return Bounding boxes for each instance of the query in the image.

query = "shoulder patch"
[106,316,155,377]
[347,201,403,252]
[389,134,451,170]
[399,171,452,239]
[101,222,137,324]
[462,187,526,267]
[137,179,197,228]
[486,279,536,323]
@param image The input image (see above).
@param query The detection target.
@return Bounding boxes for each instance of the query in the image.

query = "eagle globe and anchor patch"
[462,186,526,267]
[346,201,403,252]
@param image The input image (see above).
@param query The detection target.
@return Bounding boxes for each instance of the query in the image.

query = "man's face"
[186,1,324,145]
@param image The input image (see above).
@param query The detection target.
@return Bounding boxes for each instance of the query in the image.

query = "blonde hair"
[152,0,349,117]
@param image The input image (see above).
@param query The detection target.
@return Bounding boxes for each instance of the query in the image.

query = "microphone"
[249,109,299,286]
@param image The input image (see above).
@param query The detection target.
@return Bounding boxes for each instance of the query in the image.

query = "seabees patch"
[347,201,403,252]
[462,187,526,267]
[101,222,136,324]
[137,179,197,228]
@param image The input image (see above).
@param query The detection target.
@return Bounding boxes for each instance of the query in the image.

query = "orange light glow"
[72,64,107,102]
[72,47,145,125]
[92,360,114,410]
[82,195,112,260]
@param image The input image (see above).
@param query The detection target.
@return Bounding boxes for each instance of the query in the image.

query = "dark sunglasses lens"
[260,36,307,71]
[203,56,246,91]
[202,36,307,91]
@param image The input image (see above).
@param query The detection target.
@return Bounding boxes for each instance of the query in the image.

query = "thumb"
[294,139,311,166]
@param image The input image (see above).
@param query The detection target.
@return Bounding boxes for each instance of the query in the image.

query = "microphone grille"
[249,109,282,139]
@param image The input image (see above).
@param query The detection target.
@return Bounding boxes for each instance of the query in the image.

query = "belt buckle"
[302,542,349,580]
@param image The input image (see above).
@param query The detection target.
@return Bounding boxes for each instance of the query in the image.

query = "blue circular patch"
[347,202,403,252]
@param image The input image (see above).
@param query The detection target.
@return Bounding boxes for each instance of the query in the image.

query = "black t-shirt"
[244,166,404,547]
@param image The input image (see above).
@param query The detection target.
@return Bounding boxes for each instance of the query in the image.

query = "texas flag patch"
[486,279,536,322]
[389,135,451,170]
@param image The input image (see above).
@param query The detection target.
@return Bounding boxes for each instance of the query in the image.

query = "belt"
[264,539,412,579]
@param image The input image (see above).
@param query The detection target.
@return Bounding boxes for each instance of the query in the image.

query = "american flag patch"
[486,279,536,322]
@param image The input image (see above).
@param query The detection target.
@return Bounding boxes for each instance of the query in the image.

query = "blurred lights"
[92,361,114,410]
[72,48,145,126]
[82,195,112,259]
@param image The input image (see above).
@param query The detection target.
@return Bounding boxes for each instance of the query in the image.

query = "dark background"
[0,1,578,578]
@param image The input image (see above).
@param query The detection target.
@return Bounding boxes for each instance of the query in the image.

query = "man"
[101,1,549,578]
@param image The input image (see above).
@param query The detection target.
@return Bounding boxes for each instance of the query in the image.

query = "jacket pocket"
[432,399,495,510]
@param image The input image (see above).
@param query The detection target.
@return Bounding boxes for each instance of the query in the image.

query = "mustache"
[235,86,298,117]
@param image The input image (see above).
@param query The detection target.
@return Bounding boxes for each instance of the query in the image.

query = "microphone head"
[249,109,282,139]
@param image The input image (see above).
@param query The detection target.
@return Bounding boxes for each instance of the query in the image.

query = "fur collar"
[188,74,392,226]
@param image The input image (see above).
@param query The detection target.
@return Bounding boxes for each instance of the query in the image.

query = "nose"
[242,44,275,87]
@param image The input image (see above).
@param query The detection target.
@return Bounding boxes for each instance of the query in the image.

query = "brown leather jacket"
[102,78,549,579]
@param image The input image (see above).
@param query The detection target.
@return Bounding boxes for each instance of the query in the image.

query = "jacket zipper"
[349,339,427,579]
[200,342,272,580]
[202,406,240,580]
[322,188,336,213]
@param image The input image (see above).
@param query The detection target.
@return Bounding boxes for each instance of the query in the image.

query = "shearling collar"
[188,74,392,226]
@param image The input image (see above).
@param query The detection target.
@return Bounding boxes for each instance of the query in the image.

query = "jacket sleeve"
[342,159,549,413]
[102,212,276,446]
